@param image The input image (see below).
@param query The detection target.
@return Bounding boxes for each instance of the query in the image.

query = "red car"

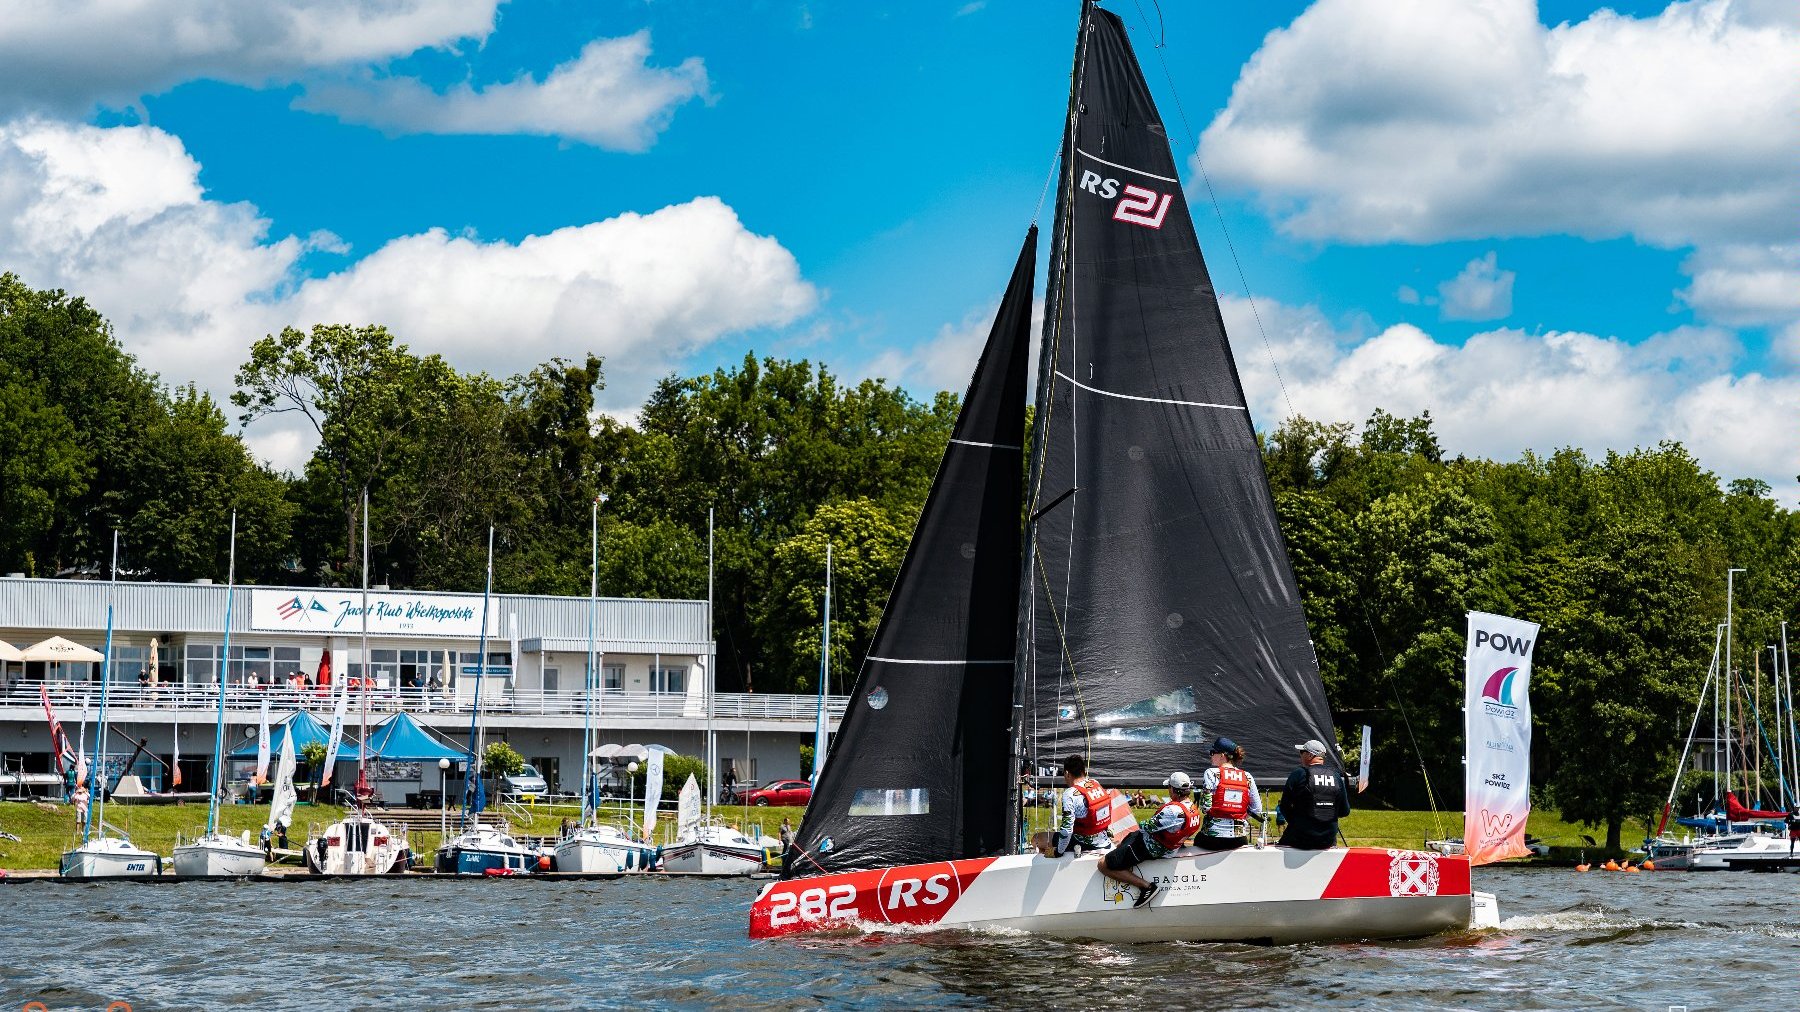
[742,779,812,807]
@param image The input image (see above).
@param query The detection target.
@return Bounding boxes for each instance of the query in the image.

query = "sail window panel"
[848,788,931,817]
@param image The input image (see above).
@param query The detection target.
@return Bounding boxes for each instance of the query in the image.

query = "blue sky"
[1,1,1795,494]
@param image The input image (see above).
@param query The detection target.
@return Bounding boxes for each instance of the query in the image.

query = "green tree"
[765,498,909,693]
[482,741,525,779]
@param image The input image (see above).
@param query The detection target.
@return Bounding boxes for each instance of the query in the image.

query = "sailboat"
[61,532,163,879]
[557,497,660,874]
[437,524,539,875]
[661,773,770,875]
[306,493,410,875]
[173,513,269,877]
[752,2,1481,942]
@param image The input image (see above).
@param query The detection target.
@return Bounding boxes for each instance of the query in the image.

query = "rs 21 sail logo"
[1078,170,1172,229]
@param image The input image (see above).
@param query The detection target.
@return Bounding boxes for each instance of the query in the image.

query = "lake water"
[4,867,1795,1010]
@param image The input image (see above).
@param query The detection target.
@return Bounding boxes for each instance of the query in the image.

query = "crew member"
[1100,771,1203,909]
[1197,738,1263,850]
[1030,755,1112,858]
[1277,739,1351,850]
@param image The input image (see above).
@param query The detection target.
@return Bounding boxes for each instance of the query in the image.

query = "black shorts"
[1194,835,1246,851]
[1103,830,1156,871]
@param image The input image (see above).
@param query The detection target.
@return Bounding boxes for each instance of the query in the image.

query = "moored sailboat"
[61,532,163,880]
[661,774,770,875]
[752,2,1478,942]
[173,513,269,878]
[556,497,660,874]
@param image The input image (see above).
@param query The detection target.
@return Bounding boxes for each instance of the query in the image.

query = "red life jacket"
[1208,766,1252,820]
[1152,798,1203,849]
[1071,777,1112,837]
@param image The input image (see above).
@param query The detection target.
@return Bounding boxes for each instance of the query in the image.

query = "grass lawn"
[0,800,348,871]
[4,795,1646,871]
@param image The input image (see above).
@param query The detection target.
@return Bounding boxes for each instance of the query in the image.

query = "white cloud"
[0,119,817,470]
[1221,295,1800,500]
[297,31,708,150]
[0,0,503,114]
[863,297,1044,397]
[1198,1,1800,332]
[1437,252,1514,321]
[1679,244,1800,326]
[1200,0,1800,247]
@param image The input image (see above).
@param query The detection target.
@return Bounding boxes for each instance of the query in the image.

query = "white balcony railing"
[5,680,848,723]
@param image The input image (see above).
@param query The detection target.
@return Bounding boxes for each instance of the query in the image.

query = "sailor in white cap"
[1096,771,1203,909]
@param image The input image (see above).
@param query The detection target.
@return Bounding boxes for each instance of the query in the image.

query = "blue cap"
[1210,737,1237,755]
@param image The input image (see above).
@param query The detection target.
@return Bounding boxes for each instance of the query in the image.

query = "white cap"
[1163,771,1193,789]
[1296,739,1330,757]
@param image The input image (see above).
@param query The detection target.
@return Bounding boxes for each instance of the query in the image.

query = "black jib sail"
[784,228,1036,877]
[1017,4,1334,786]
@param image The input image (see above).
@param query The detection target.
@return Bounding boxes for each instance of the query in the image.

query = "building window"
[186,644,215,683]
[543,667,558,693]
[650,665,686,694]
[603,665,624,692]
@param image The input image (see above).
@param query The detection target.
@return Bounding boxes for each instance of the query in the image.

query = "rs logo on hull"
[1078,170,1172,229]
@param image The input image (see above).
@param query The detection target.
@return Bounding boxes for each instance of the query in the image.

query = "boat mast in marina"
[812,543,831,785]
[462,524,496,828]
[206,514,237,834]
[84,532,119,843]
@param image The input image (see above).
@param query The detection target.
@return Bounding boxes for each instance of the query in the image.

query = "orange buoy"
[1602,859,1620,871]
[1574,863,1590,872]
[1641,860,1655,871]
[1623,864,1641,873]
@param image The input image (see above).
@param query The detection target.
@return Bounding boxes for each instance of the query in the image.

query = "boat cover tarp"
[1725,792,1786,820]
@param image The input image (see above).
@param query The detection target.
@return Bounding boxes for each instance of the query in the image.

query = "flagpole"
[462,525,495,828]
[206,512,237,836]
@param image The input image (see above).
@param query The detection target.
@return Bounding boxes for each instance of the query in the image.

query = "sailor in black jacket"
[1277,739,1351,850]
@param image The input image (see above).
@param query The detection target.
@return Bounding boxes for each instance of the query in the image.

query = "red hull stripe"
[1321,849,1471,900]
[750,858,997,938]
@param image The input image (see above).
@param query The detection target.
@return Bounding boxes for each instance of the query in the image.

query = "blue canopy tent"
[226,710,361,761]
[360,711,471,807]
[363,712,470,762]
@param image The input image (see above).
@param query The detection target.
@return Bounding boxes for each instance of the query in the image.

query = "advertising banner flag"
[1465,610,1540,866]
[321,689,348,788]
[254,697,272,785]
[642,750,665,841]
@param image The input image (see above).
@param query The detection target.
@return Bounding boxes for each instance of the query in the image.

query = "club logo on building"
[276,595,329,624]
[1480,666,1520,718]
[1386,850,1440,897]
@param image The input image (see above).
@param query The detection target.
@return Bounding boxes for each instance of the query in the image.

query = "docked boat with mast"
[172,513,269,877]
[752,0,1480,942]
[307,493,410,875]
[436,524,540,875]
[61,532,164,880]
[557,497,661,874]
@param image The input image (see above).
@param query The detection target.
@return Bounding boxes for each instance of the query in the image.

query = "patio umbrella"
[147,637,160,684]
[0,641,22,662]
[21,636,104,662]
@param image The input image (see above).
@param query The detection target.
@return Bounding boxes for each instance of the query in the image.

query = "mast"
[1725,568,1742,809]
[357,489,370,809]
[582,497,599,828]
[462,525,495,827]
[812,543,831,784]
[705,508,715,826]
[1784,621,1796,805]
[205,512,237,836]
[1755,648,1763,806]
[85,531,119,843]
[1657,622,1722,839]
[1771,645,1783,809]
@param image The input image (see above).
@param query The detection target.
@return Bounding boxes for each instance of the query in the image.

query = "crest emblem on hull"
[1386,850,1440,897]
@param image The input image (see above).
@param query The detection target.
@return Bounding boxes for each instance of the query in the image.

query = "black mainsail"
[785,228,1036,876]
[1016,4,1335,786]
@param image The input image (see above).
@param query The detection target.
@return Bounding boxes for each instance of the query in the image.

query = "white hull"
[1690,833,1800,871]
[61,838,162,879]
[305,817,409,875]
[754,846,1477,944]
[554,830,659,874]
[662,841,766,876]
[172,835,268,878]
